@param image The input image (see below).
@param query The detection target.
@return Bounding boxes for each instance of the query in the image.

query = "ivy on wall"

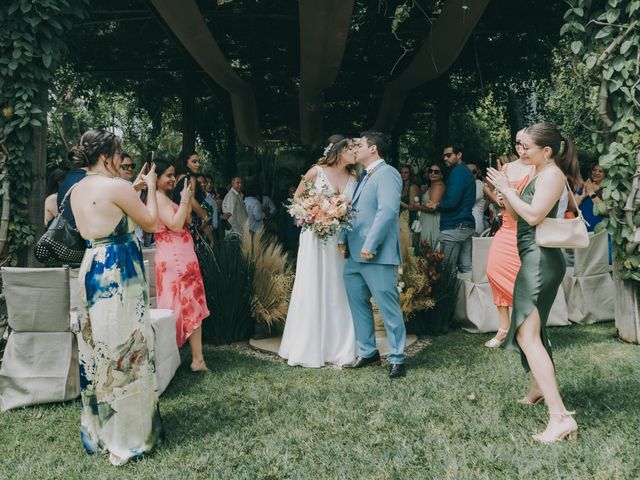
[0,0,88,263]
[562,0,640,282]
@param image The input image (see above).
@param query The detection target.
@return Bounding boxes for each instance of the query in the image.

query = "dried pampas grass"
[241,225,295,328]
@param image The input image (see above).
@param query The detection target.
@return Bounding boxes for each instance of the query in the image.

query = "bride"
[279,134,358,367]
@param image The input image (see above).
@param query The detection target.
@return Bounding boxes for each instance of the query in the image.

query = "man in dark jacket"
[427,143,476,273]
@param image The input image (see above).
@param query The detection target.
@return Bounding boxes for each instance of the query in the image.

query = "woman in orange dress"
[154,160,210,372]
[485,137,534,349]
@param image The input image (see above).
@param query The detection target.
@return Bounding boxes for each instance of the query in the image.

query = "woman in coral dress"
[485,141,534,349]
[154,160,210,371]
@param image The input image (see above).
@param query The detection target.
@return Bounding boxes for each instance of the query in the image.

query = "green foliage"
[199,238,255,344]
[562,1,640,281]
[0,0,88,263]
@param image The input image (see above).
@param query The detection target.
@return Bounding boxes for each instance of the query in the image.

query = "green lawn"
[1,323,639,479]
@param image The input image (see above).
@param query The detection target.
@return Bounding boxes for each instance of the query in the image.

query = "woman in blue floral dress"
[70,130,163,465]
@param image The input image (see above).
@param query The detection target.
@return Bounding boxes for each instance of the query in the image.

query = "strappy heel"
[532,411,578,444]
[484,328,509,348]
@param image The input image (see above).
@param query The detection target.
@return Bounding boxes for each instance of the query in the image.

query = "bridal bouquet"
[287,180,354,241]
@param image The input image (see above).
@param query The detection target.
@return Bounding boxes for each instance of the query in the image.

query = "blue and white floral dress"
[77,215,164,466]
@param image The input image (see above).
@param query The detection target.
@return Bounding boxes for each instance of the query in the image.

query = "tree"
[562,0,640,341]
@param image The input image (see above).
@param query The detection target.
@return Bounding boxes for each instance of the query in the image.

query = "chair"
[149,309,181,396]
[0,267,79,411]
[142,248,157,309]
[562,230,615,324]
[454,237,499,333]
[454,237,570,332]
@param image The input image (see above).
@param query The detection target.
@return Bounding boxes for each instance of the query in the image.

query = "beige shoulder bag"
[535,178,590,249]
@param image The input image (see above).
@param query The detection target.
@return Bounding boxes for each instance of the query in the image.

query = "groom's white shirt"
[365,158,385,175]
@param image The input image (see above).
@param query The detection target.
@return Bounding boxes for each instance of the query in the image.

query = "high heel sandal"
[517,394,544,406]
[484,328,509,348]
[532,411,578,444]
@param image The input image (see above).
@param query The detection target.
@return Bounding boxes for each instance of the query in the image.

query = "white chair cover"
[149,309,180,396]
[142,248,157,309]
[562,230,614,324]
[455,237,571,332]
[0,267,79,411]
[455,237,500,333]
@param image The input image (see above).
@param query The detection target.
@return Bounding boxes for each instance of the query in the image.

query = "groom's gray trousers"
[343,258,406,364]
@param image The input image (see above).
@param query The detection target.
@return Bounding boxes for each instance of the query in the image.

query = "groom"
[338,131,407,379]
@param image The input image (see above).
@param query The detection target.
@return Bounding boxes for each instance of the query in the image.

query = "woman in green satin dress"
[486,122,582,445]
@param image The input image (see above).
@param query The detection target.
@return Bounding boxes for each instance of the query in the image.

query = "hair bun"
[69,144,89,167]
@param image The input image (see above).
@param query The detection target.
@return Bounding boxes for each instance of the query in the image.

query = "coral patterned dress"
[154,205,210,347]
[486,175,530,307]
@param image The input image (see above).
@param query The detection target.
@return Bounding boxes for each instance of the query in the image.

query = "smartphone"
[489,153,497,170]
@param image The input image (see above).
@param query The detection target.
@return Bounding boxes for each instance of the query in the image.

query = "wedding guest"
[244,182,265,234]
[399,164,420,228]
[575,163,607,231]
[487,122,581,444]
[427,144,475,273]
[172,150,213,246]
[485,136,534,349]
[415,162,445,249]
[261,192,277,218]
[154,160,210,371]
[44,168,67,226]
[69,129,163,465]
[222,176,248,237]
[279,134,357,367]
[118,152,135,182]
[467,163,487,235]
[198,175,219,232]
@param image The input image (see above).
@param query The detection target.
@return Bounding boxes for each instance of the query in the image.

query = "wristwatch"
[589,193,597,199]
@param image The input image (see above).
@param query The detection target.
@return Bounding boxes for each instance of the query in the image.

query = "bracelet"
[180,200,190,205]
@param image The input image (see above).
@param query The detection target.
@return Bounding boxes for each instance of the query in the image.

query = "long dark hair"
[524,122,583,190]
[69,129,122,167]
[175,149,198,176]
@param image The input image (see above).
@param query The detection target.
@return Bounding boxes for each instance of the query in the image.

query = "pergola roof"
[64,0,563,146]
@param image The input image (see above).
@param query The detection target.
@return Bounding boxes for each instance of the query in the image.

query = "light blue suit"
[339,160,406,364]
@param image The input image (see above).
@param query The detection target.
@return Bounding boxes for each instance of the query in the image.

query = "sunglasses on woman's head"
[120,163,136,171]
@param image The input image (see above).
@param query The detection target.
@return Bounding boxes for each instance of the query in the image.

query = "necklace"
[86,171,117,179]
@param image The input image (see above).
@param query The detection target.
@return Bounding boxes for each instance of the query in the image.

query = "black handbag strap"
[57,182,79,214]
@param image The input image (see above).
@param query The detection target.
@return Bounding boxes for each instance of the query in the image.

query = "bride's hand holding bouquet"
[287,179,354,242]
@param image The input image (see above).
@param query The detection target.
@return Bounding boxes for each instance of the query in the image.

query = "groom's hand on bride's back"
[338,243,348,258]
[360,249,374,260]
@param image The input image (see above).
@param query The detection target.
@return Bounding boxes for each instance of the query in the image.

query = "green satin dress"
[502,177,566,371]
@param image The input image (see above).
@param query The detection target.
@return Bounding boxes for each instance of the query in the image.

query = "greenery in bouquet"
[241,226,295,331]
[286,179,354,241]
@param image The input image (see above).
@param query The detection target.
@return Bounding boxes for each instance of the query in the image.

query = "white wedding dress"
[279,166,357,367]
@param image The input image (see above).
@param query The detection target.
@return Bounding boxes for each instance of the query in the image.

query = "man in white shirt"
[222,176,248,237]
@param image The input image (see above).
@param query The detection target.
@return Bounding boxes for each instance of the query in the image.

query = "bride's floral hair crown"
[323,142,334,157]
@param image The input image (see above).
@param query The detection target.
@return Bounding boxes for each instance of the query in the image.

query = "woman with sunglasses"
[484,131,534,349]
[416,163,445,249]
[487,122,582,444]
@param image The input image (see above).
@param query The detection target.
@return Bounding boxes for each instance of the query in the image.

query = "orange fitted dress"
[486,175,530,307]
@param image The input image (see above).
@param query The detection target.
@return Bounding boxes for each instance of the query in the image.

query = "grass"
[1,323,639,479]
